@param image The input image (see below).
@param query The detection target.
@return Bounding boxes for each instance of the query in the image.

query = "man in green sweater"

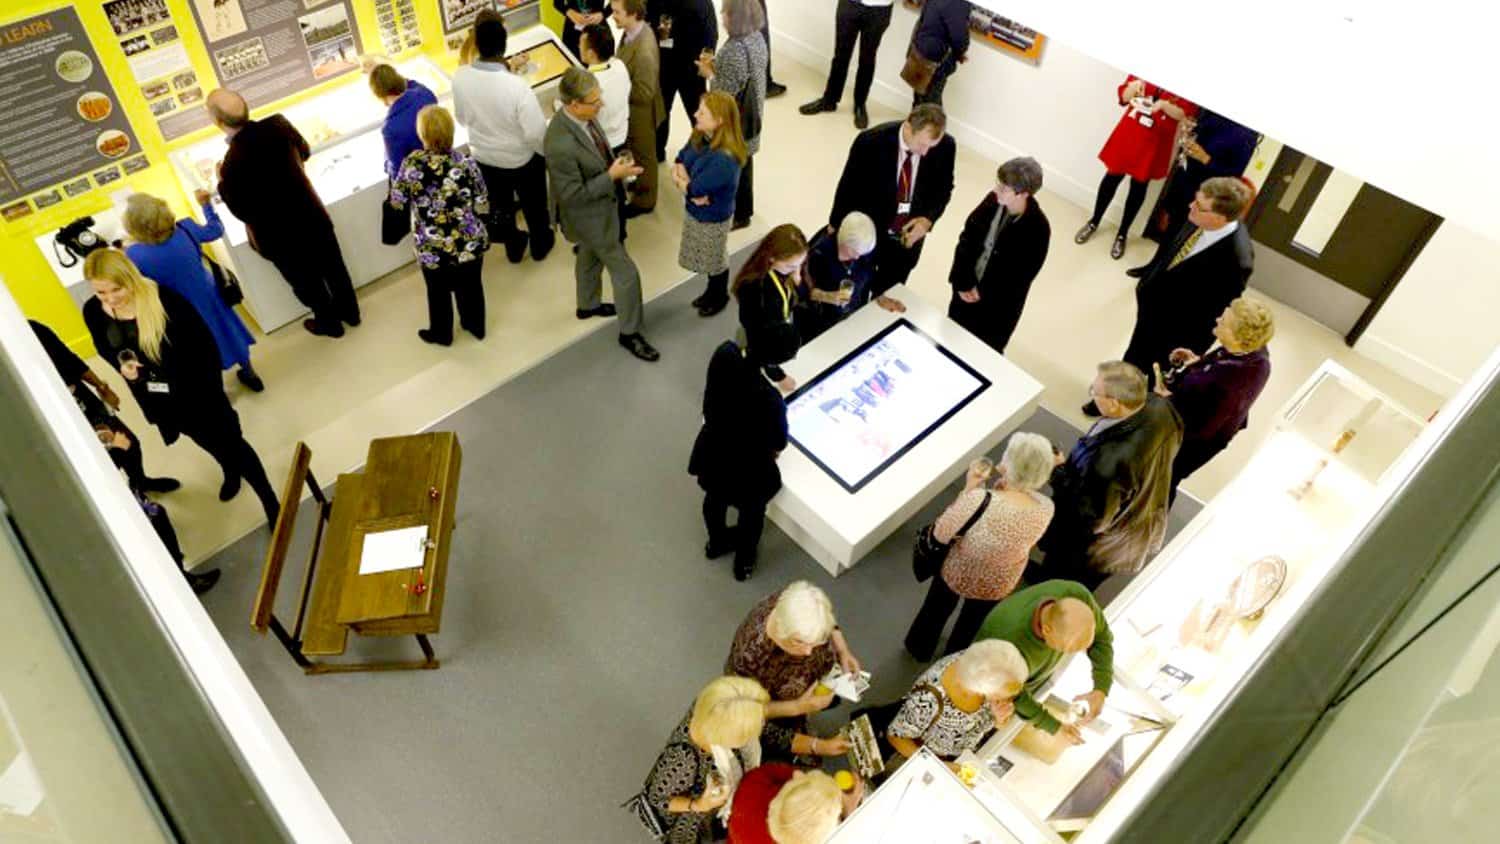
[974,580,1114,744]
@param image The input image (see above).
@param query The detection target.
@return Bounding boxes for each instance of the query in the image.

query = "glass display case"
[841,362,1428,841]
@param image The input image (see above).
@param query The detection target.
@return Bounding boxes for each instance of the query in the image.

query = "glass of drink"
[970,456,994,481]
[118,349,137,369]
[838,279,855,308]
[616,149,637,184]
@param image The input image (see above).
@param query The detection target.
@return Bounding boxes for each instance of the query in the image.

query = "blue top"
[125,202,254,370]
[676,140,741,223]
[382,80,438,179]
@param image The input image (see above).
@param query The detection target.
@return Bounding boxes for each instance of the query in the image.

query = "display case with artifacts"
[930,362,1429,842]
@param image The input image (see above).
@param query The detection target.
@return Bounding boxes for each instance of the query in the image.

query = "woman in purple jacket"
[1156,297,1275,502]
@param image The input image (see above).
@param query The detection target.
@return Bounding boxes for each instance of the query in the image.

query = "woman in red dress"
[1076,75,1197,259]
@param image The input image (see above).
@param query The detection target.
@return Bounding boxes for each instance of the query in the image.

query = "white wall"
[766,0,1500,398]
[1356,223,1500,397]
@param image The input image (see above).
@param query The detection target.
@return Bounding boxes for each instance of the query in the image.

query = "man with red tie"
[827,104,957,311]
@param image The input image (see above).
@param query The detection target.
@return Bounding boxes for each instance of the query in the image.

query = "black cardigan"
[688,341,788,505]
[946,193,1052,351]
[82,286,235,435]
[735,270,801,382]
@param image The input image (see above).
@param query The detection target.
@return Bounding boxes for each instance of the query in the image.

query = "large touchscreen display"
[786,320,989,493]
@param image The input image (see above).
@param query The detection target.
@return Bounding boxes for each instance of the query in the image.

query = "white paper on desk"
[358,526,429,575]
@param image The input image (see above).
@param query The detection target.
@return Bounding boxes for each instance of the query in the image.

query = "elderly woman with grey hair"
[796,211,878,342]
[886,639,1029,765]
[696,0,767,230]
[122,191,262,391]
[904,432,1058,661]
[947,156,1052,355]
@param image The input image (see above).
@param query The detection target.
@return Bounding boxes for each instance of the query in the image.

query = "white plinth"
[770,284,1044,576]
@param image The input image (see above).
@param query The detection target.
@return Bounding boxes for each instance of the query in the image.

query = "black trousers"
[760,6,775,81]
[142,498,186,566]
[477,156,554,252]
[657,53,707,158]
[1090,172,1151,236]
[734,154,755,224]
[1037,515,1111,593]
[904,575,999,662]
[265,228,359,329]
[823,0,893,107]
[179,415,279,522]
[948,295,1021,356]
[1169,437,1226,505]
[107,419,149,488]
[421,259,487,341]
[871,232,925,298]
[561,24,583,62]
[702,493,766,569]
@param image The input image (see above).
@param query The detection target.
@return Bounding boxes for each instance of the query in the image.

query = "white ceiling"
[981,0,1497,240]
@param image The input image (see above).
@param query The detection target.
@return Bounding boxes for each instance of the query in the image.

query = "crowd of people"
[25,1,1285,832]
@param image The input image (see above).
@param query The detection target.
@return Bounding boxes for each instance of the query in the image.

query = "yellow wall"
[0,0,448,354]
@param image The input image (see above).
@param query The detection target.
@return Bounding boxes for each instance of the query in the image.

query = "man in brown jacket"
[613,0,666,214]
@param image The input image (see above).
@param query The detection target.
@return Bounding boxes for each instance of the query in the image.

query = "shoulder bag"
[899,2,941,95]
[913,490,991,582]
[733,39,763,141]
[176,222,243,307]
[381,193,410,245]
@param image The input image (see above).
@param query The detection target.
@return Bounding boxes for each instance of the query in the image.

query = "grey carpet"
[200,253,1201,843]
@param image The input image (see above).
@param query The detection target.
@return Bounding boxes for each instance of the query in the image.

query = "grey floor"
[200,256,1200,843]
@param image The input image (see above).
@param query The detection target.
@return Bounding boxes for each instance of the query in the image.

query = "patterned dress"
[887,654,997,760]
[389,148,490,268]
[724,590,836,702]
[938,489,1055,601]
[641,710,792,844]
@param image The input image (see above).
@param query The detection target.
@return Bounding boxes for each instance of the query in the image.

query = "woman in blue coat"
[124,190,262,391]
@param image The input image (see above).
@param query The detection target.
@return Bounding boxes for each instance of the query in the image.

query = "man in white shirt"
[579,23,631,149]
[799,0,895,130]
[452,11,554,263]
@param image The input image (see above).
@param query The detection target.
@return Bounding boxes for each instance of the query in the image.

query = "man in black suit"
[1086,176,1254,414]
[828,103,956,310]
[554,0,612,60]
[647,0,717,160]
[210,88,359,338]
[947,156,1051,354]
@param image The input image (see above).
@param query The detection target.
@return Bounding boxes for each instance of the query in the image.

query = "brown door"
[1246,146,1443,343]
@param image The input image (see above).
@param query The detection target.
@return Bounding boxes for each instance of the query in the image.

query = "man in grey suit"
[545,67,660,361]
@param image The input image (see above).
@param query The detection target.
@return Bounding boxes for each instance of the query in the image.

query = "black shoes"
[142,476,181,493]
[532,233,555,262]
[697,297,729,317]
[1110,235,1127,260]
[417,329,452,346]
[854,104,869,129]
[1125,265,1148,279]
[185,568,221,595]
[733,556,756,581]
[1081,400,1102,418]
[705,540,733,560]
[218,474,241,502]
[576,304,618,320]
[799,98,836,115]
[1074,221,1099,245]
[766,81,787,98]
[344,311,362,327]
[731,218,751,231]
[303,318,344,338]
[505,232,529,264]
[618,333,660,362]
[236,367,264,392]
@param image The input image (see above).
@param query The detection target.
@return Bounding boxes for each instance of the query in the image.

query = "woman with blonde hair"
[123,189,262,391]
[389,104,490,345]
[631,676,849,843]
[674,90,748,317]
[81,249,281,527]
[905,432,1058,661]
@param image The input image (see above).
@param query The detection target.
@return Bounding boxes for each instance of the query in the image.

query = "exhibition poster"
[786,322,990,493]
[103,0,210,140]
[185,0,363,112]
[374,0,422,57]
[902,0,1047,65]
[441,1,541,51]
[0,8,145,223]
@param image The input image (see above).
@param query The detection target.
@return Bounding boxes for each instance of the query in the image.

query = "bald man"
[209,88,360,337]
[973,580,1114,744]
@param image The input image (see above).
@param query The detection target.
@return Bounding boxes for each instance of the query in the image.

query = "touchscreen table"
[786,320,990,493]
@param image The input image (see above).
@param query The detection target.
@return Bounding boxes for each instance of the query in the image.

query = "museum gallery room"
[1,0,1498,842]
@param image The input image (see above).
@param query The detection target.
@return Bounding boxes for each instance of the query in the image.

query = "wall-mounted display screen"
[786,320,989,493]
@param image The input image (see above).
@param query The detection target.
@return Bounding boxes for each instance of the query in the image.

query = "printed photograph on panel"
[194,0,248,42]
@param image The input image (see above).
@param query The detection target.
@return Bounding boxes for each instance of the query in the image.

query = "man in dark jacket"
[828,103,956,309]
[1141,109,1260,245]
[1087,176,1254,413]
[1042,361,1183,592]
[947,156,1051,354]
[647,0,717,160]
[209,88,359,338]
[909,0,971,107]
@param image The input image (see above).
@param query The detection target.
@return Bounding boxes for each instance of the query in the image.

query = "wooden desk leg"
[301,634,441,675]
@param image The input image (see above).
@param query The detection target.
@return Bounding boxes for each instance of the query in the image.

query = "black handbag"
[381,195,410,245]
[913,491,991,582]
[733,40,763,142]
[176,222,243,307]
